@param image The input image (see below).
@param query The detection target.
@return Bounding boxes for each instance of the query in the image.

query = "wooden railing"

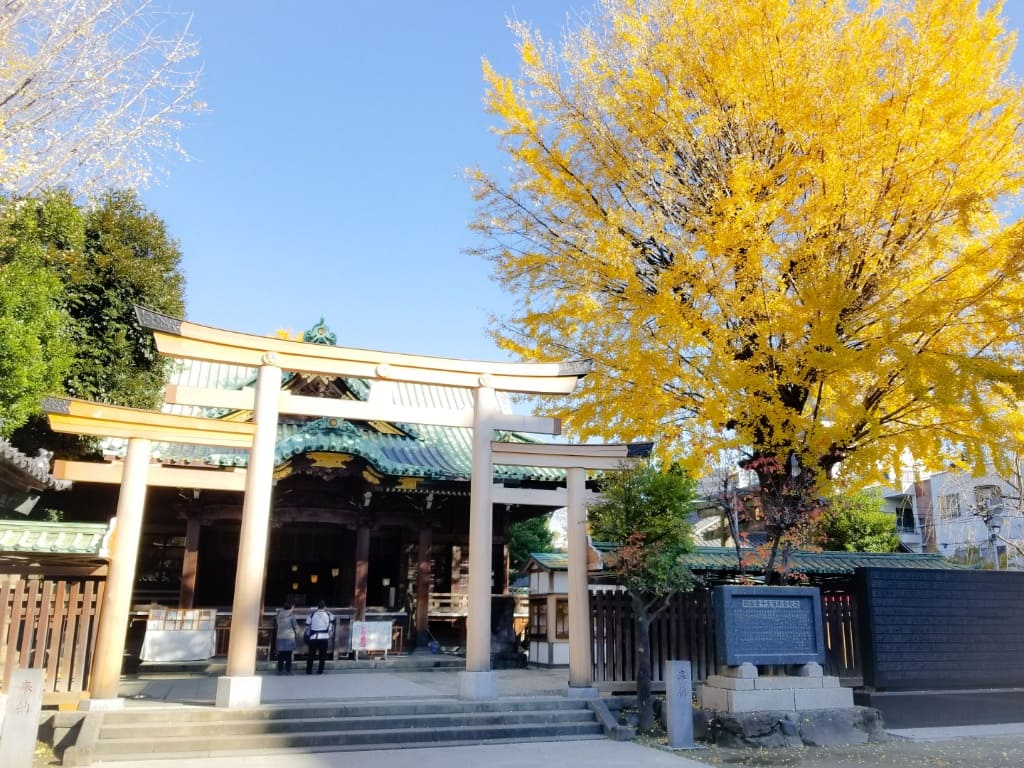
[425,592,528,618]
[427,592,469,616]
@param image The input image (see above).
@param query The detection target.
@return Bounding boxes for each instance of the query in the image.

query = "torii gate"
[53,308,592,707]
[43,399,256,706]
[491,441,651,696]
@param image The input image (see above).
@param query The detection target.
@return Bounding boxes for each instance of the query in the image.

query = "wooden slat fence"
[0,575,104,703]
[821,589,862,682]
[591,586,861,686]
[591,588,717,685]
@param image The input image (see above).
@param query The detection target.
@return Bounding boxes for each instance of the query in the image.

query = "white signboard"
[140,608,217,662]
[350,620,392,658]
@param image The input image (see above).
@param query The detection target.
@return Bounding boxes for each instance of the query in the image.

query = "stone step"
[98,707,597,739]
[93,733,604,763]
[98,696,588,724]
[90,720,605,760]
[62,696,609,765]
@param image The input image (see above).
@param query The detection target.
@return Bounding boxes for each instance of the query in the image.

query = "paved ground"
[32,663,1024,768]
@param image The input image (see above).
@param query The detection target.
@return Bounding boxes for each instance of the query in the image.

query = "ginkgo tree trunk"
[471,0,1024,558]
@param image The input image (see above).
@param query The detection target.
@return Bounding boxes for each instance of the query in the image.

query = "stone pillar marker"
[460,383,498,701]
[666,660,695,748]
[0,668,45,768]
[219,358,281,708]
[86,435,151,706]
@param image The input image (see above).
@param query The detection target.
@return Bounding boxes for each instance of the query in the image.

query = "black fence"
[856,567,1024,691]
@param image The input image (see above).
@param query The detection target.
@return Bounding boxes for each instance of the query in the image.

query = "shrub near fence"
[0,575,104,705]
[590,586,861,687]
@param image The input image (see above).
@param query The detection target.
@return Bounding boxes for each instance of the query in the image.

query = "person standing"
[275,601,297,674]
[305,600,333,675]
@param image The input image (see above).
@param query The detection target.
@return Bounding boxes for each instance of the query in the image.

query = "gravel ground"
[656,734,1024,768]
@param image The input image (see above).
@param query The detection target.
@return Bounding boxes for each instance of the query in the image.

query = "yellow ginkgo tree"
[471,0,1024,571]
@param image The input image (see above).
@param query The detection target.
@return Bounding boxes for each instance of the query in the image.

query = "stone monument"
[700,586,853,714]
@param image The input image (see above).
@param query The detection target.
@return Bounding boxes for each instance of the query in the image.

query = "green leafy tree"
[6,190,186,453]
[0,193,80,436]
[815,489,900,553]
[66,189,185,406]
[589,460,695,732]
[507,514,556,575]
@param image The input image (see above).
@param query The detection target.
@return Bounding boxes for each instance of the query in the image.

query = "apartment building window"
[938,493,961,520]
[895,498,916,532]
[974,485,1004,516]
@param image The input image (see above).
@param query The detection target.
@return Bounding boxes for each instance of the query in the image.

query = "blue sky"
[143,1,1024,362]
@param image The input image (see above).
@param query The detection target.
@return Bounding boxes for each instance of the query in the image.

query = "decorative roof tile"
[0,519,113,556]
[0,437,70,492]
[528,546,960,576]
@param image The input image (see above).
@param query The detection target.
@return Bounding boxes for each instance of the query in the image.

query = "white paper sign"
[350,620,392,652]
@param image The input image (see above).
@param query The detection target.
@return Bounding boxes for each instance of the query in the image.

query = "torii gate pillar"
[217,358,282,708]
[565,466,594,695]
[459,384,499,700]
[82,436,151,708]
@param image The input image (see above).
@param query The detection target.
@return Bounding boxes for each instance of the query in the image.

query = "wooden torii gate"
[51,308,591,707]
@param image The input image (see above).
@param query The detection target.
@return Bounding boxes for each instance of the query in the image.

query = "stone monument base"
[699,662,853,713]
[705,707,887,748]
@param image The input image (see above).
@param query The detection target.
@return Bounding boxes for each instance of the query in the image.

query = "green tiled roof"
[0,519,112,556]
[681,546,961,575]
[529,546,961,576]
[528,552,569,570]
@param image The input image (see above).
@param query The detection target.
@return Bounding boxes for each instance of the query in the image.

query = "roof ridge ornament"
[303,316,337,346]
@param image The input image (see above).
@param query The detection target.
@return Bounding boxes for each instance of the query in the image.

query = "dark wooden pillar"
[492,535,508,594]
[179,516,202,608]
[354,525,370,620]
[415,527,432,640]
[494,506,510,594]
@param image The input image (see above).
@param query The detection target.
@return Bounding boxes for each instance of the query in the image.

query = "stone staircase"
[56,696,614,765]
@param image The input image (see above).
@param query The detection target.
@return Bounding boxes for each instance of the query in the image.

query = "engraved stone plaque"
[714,585,825,666]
